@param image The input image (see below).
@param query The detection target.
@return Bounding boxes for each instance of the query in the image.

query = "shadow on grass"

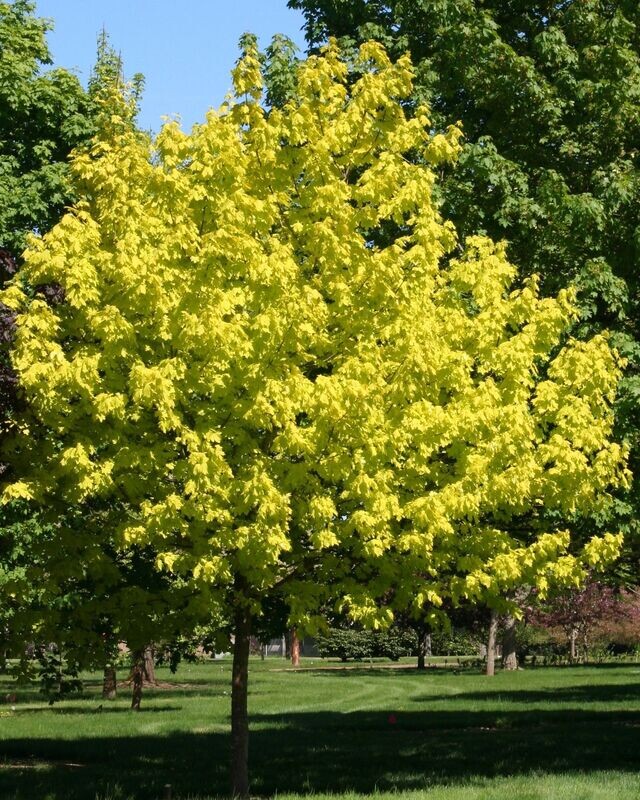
[1,703,639,799]
[420,682,640,705]
[12,705,183,715]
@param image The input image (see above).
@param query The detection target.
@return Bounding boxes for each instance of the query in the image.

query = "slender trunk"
[569,628,578,663]
[417,630,432,670]
[281,634,286,658]
[143,644,157,685]
[231,603,251,798]
[130,650,144,711]
[501,615,518,670]
[290,629,300,667]
[486,610,499,677]
[102,664,117,700]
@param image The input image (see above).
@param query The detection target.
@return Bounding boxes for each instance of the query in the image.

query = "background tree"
[0,0,95,261]
[527,580,625,662]
[1,40,629,796]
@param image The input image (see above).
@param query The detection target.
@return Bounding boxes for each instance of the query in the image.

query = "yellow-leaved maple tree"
[1,40,628,795]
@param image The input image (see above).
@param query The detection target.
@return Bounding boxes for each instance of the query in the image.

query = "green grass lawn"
[0,658,639,799]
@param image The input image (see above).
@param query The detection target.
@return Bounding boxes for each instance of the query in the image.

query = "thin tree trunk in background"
[143,644,157,684]
[231,603,251,798]
[130,650,144,711]
[290,629,300,667]
[102,664,117,700]
[569,628,578,663]
[502,615,518,670]
[417,629,432,670]
[486,610,499,676]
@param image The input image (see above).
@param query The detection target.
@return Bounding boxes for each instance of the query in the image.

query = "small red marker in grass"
[387,714,397,725]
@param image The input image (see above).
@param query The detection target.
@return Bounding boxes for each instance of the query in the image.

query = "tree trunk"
[501,615,518,670]
[486,610,499,677]
[143,644,157,684]
[130,650,144,711]
[417,630,432,670]
[231,603,251,798]
[102,664,117,700]
[569,628,578,663]
[290,629,300,667]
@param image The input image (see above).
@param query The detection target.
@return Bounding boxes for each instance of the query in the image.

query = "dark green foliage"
[315,627,378,661]
[263,34,299,108]
[313,627,412,661]
[10,644,83,704]
[156,627,229,673]
[0,499,213,689]
[33,647,83,705]
[430,628,481,657]
[377,627,418,661]
[0,0,93,260]
[314,626,478,660]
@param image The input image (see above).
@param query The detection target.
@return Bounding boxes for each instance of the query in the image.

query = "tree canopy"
[288,0,640,577]
[0,37,630,794]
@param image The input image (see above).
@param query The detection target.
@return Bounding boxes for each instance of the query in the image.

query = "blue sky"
[36,1,307,132]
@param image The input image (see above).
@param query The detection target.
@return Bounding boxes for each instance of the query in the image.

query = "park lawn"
[0,659,638,799]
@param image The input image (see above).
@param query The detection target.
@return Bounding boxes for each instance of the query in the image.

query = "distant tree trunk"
[143,644,157,684]
[231,603,251,799]
[290,629,300,667]
[417,629,432,670]
[102,664,117,700]
[486,610,499,677]
[502,615,518,670]
[281,634,286,658]
[130,650,144,711]
[569,628,578,663]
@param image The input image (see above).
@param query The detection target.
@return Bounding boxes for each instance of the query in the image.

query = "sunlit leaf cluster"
[1,40,628,628]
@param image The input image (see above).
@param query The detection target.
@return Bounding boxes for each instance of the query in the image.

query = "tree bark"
[501,614,518,670]
[130,650,144,711]
[486,610,499,677]
[143,644,157,684]
[290,629,300,667]
[231,603,251,798]
[102,664,117,700]
[569,628,578,663]
[417,629,432,670]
